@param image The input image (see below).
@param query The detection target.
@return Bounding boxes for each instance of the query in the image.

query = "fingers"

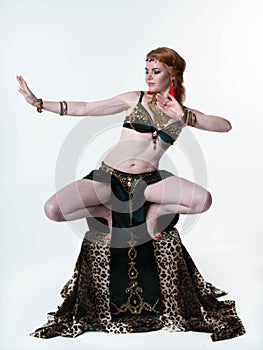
[168,93,176,101]
[17,76,28,97]
[18,87,27,98]
[16,75,37,105]
[16,75,22,87]
[16,75,25,85]
[156,93,168,101]
[16,75,35,97]
[156,93,169,107]
[16,75,26,92]
[156,93,178,103]
[16,75,29,91]
[156,93,174,106]
[18,87,23,94]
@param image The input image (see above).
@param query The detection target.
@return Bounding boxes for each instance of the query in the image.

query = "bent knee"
[198,191,212,213]
[44,201,64,221]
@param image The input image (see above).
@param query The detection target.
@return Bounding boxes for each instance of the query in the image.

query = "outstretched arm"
[16,75,132,116]
[188,107,232,132]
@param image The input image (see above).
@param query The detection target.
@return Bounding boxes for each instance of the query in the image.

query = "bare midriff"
[103,127,170,174]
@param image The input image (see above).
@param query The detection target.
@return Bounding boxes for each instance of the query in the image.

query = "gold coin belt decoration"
[101,162,154,225]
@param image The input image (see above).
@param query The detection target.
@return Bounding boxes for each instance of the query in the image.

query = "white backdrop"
[1,0,263,349]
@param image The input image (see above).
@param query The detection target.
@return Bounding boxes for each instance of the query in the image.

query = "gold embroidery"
[100,162,154,194]
[101,162,160,316]
[162,120,186,140]
[127,95,186,148]
[111,235,160,316]
[129,105,153,127]
[147,94,172,129]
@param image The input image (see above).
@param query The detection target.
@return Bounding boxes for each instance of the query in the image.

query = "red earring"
[169,83,175,97]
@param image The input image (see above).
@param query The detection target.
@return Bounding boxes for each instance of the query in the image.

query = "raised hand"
[16,75,38,107]
[155,93,183,121]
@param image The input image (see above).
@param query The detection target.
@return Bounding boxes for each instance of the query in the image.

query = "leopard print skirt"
[30,228,245,342]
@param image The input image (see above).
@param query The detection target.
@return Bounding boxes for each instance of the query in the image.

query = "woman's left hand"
[156,93,183,121]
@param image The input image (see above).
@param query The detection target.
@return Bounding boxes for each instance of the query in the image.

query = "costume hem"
[29,229,245,342]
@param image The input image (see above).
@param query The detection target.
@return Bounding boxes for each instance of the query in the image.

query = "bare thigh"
[44,179,111,221]
[144,175,212,213]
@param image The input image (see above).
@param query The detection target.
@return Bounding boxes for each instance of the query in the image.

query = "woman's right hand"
[16,75,38,107]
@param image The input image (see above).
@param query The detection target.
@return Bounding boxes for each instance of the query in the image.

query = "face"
[145,59,173,95]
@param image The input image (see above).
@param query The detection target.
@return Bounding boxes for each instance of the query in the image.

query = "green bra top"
[122,91,186,146]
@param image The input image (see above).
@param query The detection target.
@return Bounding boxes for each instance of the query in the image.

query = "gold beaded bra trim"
[127,94,187,147]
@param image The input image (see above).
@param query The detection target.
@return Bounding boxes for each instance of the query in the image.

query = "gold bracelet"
[182,107,196,127]
[37,98,43,113]
[60,101,68,116]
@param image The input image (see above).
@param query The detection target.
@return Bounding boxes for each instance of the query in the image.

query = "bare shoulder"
[119,91,143,106]
[83,91,144,116]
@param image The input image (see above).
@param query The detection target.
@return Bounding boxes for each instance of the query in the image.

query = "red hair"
[146,47,186,104]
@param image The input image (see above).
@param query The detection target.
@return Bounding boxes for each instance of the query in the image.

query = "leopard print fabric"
[30,229,245,342]
[152,229,245,341]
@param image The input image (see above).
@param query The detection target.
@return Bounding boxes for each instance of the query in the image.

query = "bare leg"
[144,176,212,238]
[84,204,112,240]
[145,203,188,239]
[44,179,111,222]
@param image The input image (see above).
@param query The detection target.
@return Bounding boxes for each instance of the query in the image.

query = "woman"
[17,47,229,238]
[17,47,245,341]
